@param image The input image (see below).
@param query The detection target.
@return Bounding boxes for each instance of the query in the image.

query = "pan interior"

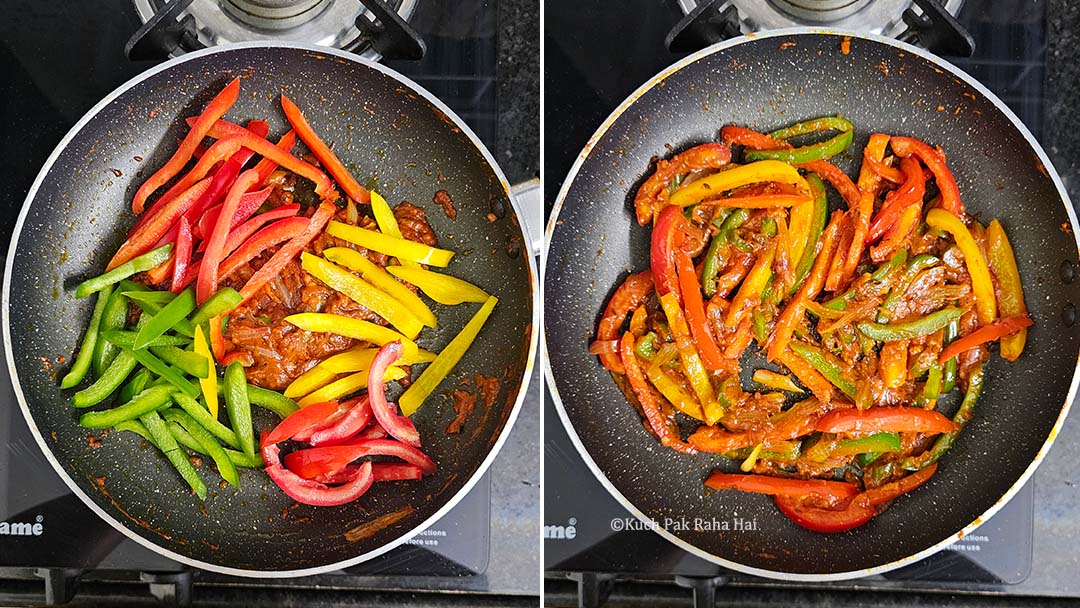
[6,44,534,575]
[545,31,1079,577]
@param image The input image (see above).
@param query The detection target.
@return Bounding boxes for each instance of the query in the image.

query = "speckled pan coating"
[4,43,537,577]
[545,30,1080,579]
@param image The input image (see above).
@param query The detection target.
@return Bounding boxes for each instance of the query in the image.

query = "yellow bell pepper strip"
[385,264,491,306]
[192,326,219,418]
[76,244,173,298]
[370,190,418,269]
[786,199,814,281]
[285,313,420,360]
[61,285,114,389]
[139,410,207,500]
[326,221,454,267]
[286,345,438,399]
[301,253,424,338]
[322,247,438,327]
[926,208,997,325]
[285,367,338,400]
[879,340,909,389]
[643,365,705,421]
[787,175,829,297]
[296,366,407,408]
[658,292,722,424]
[620,334,697,454]
[986,220,1029,360]
[400,295,498,416]
[752,369,804,393]
[727,240,776,329]
[668,161,811,208]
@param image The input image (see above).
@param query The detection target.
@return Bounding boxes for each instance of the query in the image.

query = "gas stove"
[0,0,539,605]
[544,0,1080,605]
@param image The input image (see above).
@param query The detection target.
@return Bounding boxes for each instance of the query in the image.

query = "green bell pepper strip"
[114,419,157,446]
[224,362,255,457]
[171,392,240,450]
[92,287,129,377]
[789,341,857,398]
[752,309,769,343]
[101,330,190,349]
[134,288,196,349]
[823,250,910,311]
[857,452,882,467]
[60,285,114,389]
[72,350,138,408]
[122,289,196,338]
[244,385,299,419]
[122,290,176,307]
[903,365,984,471]
[635,332,657,360]
[149,345,209,378]
[118,369,151,403]
[166,420,264,468]
[761,217,777,237]
[914,363,943,408]
[163,409,239,487]
[788,175,829,296]
[139,410,206,500]
[858,307,963,341]
[879,255,941,320]
[834,432,901,457]
[941,318,960,393]
[745,116,854,164]
[79,385,173,428]
[118,345,199,397]
[74,244,173,298]
[190,287,242,327]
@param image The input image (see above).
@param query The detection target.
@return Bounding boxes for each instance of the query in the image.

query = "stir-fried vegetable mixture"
[63,78,497,507]
[592,116,1032,532]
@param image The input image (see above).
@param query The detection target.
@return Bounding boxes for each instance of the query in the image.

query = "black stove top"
[544,0,1080,603]
[0,0,539,605]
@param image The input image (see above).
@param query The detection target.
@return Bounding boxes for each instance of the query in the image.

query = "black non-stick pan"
[4,42,538,577]
[545,29,1079,580]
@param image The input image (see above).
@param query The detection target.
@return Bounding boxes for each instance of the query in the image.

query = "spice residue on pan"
[434,190,457,219]
[344,506,415,541]
[779,41,796,50]
[878,61,890,77]
[448,389,477,434]
[840,36,852,55]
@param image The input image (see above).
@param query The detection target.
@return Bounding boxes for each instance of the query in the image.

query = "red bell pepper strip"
[720,125,781,149]
[219,350,254,367]
[651,205,685,298]
[594,272,653,372]
[169,217,193,293]
[194,187,272,239]
[858,463,938,508]
[209,314,225,360]
[265,399,345,445]
[263,440,374,506]
[132,78,239,215]
[316,463,423,484]
[108,178,211,270]
[309,396,373,446]
[367,341,421,446]
[283,439,437,480]
[280,94,370,205]
[841,133,891,286]
[870,203,921,264]
[863,152,905,184]
[356,425,388,441]
[816,407,958,435]
[633,142,731,225]
[889,136,964,216]
[239,201,336,302]
[868,156,925,243]
[196,204,300,253]
[197,169,261,304]
[619,332,696,454]
[675,250,725,370]
[705,473,859,502]
[938,315,1033,363]
[253,130,298,186]
[184,216,309,289]
[798,160,861,211]
[774,494,875,533]
[185,116,269,143]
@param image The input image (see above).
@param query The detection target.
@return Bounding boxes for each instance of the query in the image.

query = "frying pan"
[4,42,538,577]
[545,29,1080,580]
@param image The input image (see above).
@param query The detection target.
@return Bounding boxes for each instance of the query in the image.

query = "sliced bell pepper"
[369,190,417,268]
[651,205,685,297]
[319,346,434,372]
[701,208,750,297]
[833,432,901,457]
[139,410,208,500]
[263,441,374,507]
[198,169,261,304]
[618,333,696,454]
[224,361,255,457]
[658,292,723,425]
[889,136,964,216]
[252,128,298,183]
[385,264,490,306]
[108,173,198,270]
[192,326,219,418]
[326,220,455,267]
[365,341,420,445]
[209,314,225,360]
[132,78,239,215]
[281,94,370,204]
[188,116,269,142]
[149,345,208,378]
[593,271,653,374]
[79,385,173,428]
[705,472,859,502]
[986,220,1029,360]
[930,208,997,325]
[243,385,298,419]
[92,287,128,377]
[675,248,725,370]
[868,156,925,243]
[788,341,857,398]
[815,407,958,435]
[163,408,239,487]
[634,142,732,225]
[194,187,272,240]
[869,201,920,264]
[863,151,904,183]
[60,284,114,389]
[901,366,983,471]
[169,217,193,293]
[752,369,804,393]
[878,339,908,389]
[239,201,337,303]
[208,216,310,287]
[841,133,891,285]
[668,160,811,208]
[265,399,348,444]
[191,287,243,328]
[285,313,420,360]
[322,247,439,327]
[282,438,437,480]
[196,204,301,254]
[399,296,498,416]
[743,116,854,164]
[857,307,964,341]
[284,367,338,400]
[72,349,138,408]
[799,160,861,211]
[938,315,1033,363]
[133,288,196,349]
[309,397,373,446]
[121,344,200,397]
[643,364,705,421]
[99,330,189,349]
[787,175,829,296]
[774,494,875,533]
[302,253,424,339]
[726,240,776,329]
[296,365,406,408]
